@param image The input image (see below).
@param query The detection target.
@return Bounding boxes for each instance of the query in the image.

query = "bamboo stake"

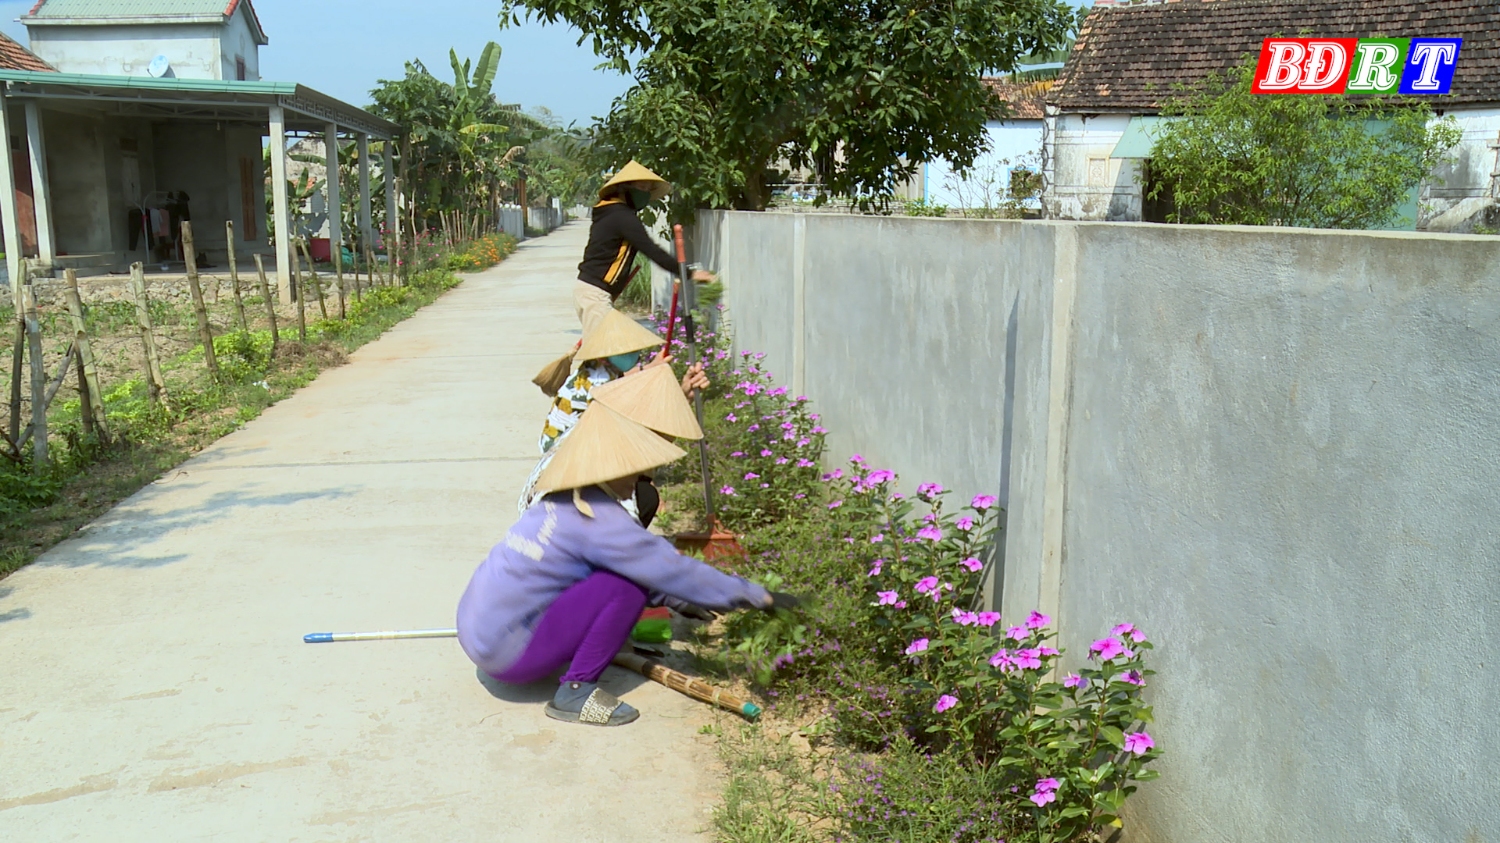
[8,267,22,447]
[181,222,219,379]
[64,269,109,441]
[128,262,168,406]
[75,346,94,440]
[297,238,328,321]
[351,245,363,301]
[18,339,74,451]
[334,238,346,320]
[21,281,47,470]
[253,254,279,358]
[365,246,376,291]
[291,239,307,342]
[226,220,247,332]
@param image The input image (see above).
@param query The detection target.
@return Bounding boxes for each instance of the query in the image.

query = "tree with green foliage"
[1146,62,1462,230]
[501,0,1079,218]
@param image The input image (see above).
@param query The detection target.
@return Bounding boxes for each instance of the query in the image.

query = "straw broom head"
[536,402,687,495]
[590,364,703,440]
[577,309,665,362]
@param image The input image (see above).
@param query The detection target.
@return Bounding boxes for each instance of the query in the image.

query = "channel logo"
[1252,38,1462,95]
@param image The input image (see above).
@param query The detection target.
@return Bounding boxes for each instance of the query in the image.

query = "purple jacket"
[456,487,769,675]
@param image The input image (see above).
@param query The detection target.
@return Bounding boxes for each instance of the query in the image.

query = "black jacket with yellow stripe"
[577,200,682,300]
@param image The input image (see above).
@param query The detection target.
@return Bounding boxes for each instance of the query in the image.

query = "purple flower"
[812,426,828,435]
[868,560,884,577]
[1007,626,1029,642]
[760,483,769,488]
[747,424,760,432]
[1118,670,1145,686]
[1026,611,1051,629]
[989,649,1015,671]
[822,469,844,481]
[781,421,795,431]
[776,457,790,465]
[769,386,788,397]
[720,486,737,496]
[809,413,820,421]
[876,591,899,606]
[871,533,885,543]
[916,482,945,499]
[1123,731,1155,755]
[760,449,774,457]
[951,608,979,626]
[1090,637,1127,662]
[730,451,744,458]
[796,458,815,468]
[744,472,760,480]
[914,576,939,594]
[1029,790,1056,807]
[1014,648,1043,670]
[895,600,907,609]
[1035,778,1060,794]
[960,556,983,573]
[795,395,807,402]
[976,611,1001,627]
[865,469,896,485]
[916,525,943,542]
[753,352,765,360]
[934,694,958,713]
[955,517,975,532]
[904,638,929,656]
[971,494,998,511]
[1064,673,1086,689]
[828,500,843,510]
[1039,646,1059,656]
[849,454,864,464]
[794,493,806,500]
[725,413,738,422]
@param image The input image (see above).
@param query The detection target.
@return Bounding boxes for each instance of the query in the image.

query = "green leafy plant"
[902,198,950,218]
[1147,60,1462,229]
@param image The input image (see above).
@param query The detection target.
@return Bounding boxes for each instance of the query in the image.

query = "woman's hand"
[644,349,672,369]
[691,269,716,284]
[681,362,709,398]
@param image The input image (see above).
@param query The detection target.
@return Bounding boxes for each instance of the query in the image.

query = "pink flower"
[849,454,864,464]
[916,525,943,542]
[1039,646,1059,656]
[776,457,790,465]
[904,638,929,656]
[797,458,815,468]
[760,449,774,457]
[730,451,744,458]
[1064,673,1086,689]
[744,472,760,480]
[1026,611,1051,629]
[971,494,997,511]
[934,694,958,713]
[822,469,844,481]
[1090,637,1127,662]
[868,560,883,577]
[768,386,788,397]
[812,426,828,434]
[797,438,811,448]
[1118,670,1145,686]
[1014,648,1043,670]
[725,413,738,422]
[827,500,843,510]
[960,556,983,573]
[1007,626,1029,641]
[976,611,1001,627]
[1029,790,1056,807]
[914,576,939,594]
[989,649,1013,670]
[876,591,899,606]
[866,469,896,485]
[747,424,760,432]
[916,482,944,499]
[955,517,975,531]
[895,600,907,609]
[951,608,979,626]
[1123,731,1154,755]
[871,533,885,543]
[1035,777,1060,793]
[719,486,737,496]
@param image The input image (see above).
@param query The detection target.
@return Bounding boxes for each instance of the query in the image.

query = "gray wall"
[698,210,1500,843]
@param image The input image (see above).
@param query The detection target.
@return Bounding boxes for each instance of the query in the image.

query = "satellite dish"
[146,55,171,78]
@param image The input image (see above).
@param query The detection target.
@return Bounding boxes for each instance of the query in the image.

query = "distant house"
[921,77,1049,212]
[22,0,267,81]
[0,0,396,302]
[1044,0,1500,231]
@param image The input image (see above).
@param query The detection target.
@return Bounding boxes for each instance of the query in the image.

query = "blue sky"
[0,0,633,125]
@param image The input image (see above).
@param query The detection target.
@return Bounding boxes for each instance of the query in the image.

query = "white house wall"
[219,7,261,80]
[924,120,1046,209]
[30,24,227,79]
[1422,107,1500,230]
[1045,113,1142,221]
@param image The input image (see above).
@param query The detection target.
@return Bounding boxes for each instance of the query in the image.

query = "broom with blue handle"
[302,626,760,720]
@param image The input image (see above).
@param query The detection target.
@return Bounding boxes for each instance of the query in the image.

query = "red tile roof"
[982,77,1053,120]
[0,31,53,72]
[1051,0,1500,112]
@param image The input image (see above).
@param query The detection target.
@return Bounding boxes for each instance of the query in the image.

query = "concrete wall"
[29,23,227,79]
[218,9,261,81]
[697,209,1500,843]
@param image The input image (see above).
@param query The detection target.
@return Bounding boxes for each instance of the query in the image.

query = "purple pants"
[491,570,649,685]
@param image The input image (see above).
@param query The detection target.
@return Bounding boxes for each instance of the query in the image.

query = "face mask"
[607,351,641,372]
[626,188,652,210]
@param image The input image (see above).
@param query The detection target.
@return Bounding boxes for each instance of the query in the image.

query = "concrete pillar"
[357,133,372,248]
[0,93,23,290]
[268,105,292,303]
[324,123,341,268]
[23,102,53,271]
[382,139,395,252]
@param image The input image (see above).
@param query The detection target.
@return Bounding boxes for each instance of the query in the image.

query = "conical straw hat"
[535,402,687,494]
[599,160,671,201]
[590,364,703,440]
[577,309,665,362]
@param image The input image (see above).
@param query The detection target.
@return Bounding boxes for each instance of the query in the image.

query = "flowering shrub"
[445,232,517,271]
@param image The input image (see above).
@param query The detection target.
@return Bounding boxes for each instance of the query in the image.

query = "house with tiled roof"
[1044,0,1500,231]
[919,76,1053,211]
[22,0,268,81]
[0,31,54,73]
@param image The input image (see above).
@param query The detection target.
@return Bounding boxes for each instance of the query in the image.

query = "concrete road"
[0,224,724,842]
